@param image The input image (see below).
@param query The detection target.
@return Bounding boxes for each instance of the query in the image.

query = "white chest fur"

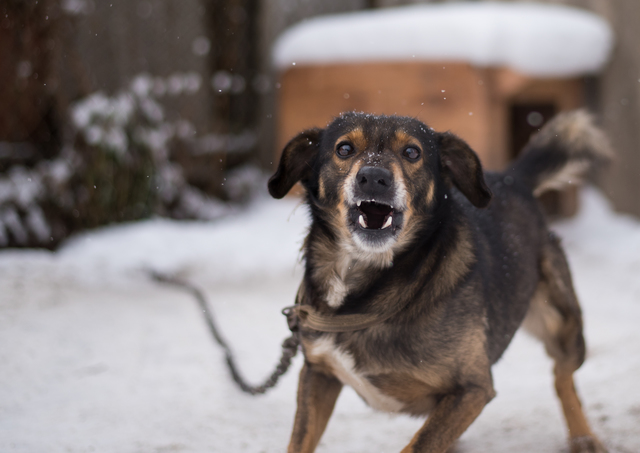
[305,336,404,413]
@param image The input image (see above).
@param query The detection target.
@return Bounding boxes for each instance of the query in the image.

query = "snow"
[1,187,639,452]
[195,130,257,155]
[273,3,614,77]
[61,0,91,16]
[71,72,203,160]
[0,165,59,247]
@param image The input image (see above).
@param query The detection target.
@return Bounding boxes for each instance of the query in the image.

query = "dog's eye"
[336,143,355,158]
[403,147,421,161]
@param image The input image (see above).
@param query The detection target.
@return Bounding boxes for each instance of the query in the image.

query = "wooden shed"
[273,3,613,215]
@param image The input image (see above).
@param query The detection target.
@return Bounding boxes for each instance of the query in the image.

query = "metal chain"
[150,271,299,395]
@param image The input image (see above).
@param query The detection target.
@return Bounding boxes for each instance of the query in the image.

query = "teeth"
[358,215,368,228]
[382,216,392,229]
[357,200,361,207]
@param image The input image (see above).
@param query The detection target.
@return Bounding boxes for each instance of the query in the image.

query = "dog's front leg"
[401,384,495,453]
[288,362,342,453]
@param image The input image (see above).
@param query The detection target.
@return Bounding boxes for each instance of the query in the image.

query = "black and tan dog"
[269,111,611,453]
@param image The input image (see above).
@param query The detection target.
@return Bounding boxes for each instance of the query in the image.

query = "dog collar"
[282,284,405,333]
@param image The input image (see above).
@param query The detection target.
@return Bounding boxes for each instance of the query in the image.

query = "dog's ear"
[437,132,492,208]
[268,128,323,199]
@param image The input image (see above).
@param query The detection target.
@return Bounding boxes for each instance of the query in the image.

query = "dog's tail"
[509,110,613,196]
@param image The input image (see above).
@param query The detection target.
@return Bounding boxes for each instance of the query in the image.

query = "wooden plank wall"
[68,0,213,132]
[576,0,640,217]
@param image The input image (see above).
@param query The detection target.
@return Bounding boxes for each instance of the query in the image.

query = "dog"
[268,110,611,453]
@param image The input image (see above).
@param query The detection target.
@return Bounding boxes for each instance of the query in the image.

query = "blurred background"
[1,2,640,452]
[0,0,638,248]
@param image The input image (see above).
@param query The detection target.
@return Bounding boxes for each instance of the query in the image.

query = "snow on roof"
[273,2,614,77]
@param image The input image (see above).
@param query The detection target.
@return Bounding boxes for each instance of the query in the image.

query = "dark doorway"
[510,103,574,218]
[510,103,557,158]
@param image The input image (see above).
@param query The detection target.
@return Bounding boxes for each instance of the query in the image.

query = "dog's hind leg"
[288,363,342,453]
[522,234,606,453]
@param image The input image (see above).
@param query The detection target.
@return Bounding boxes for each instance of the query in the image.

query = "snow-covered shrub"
[69,73,237,227]
[0,72,262,248]
[69,77,166,228]
[0,156,74,247]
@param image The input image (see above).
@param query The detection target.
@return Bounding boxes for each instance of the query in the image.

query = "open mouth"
[348,199,404,251]
[356,200,394,230]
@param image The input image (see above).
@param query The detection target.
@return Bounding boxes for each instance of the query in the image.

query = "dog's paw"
[570,436,608,453]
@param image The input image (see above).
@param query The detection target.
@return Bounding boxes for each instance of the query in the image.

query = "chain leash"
[151,271,300,396]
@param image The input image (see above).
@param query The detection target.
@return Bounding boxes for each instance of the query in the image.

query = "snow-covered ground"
[0,187,639,453]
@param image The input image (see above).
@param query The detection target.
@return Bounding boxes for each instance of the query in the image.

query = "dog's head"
[269,112,491,257]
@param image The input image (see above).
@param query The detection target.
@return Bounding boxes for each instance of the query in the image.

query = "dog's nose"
[356,166,393,197]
